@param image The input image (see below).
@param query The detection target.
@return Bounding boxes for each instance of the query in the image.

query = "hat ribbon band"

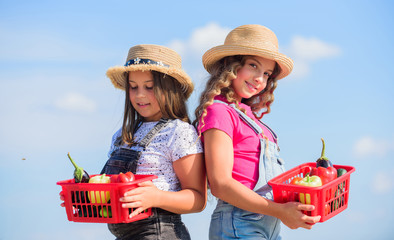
[125,58,170,68]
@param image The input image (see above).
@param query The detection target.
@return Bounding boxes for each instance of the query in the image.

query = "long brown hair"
[193,55,280,133]
[121,70,190,145]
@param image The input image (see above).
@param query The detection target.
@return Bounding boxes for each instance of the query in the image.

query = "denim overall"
[209,100,285,240]
[101,119,191,240]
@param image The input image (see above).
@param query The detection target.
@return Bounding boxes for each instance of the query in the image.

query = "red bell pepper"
[117,172,135,183]
[109,172,135,183]
[310,166,337,185]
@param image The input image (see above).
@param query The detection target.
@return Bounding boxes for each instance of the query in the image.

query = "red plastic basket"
[57,174,157,223]
[268,162,355,222]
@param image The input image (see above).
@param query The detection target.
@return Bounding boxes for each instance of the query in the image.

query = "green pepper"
[294,175,322,204]
[296,175,323,187]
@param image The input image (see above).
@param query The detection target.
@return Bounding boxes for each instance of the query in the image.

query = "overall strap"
[259,120,278,143]
[138,118,171,149]
[112,119,171,149]
[213,100,263,135]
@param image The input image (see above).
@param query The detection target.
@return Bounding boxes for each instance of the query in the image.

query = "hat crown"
[202,24,293,80]
[126,44,182,69]
[107,44,193,98]
[224,24,279,53]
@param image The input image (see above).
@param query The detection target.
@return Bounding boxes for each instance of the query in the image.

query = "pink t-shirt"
[200,96,276,189]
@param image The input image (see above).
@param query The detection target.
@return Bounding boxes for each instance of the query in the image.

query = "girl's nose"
[253,72,265,83]
[135,89,146,98]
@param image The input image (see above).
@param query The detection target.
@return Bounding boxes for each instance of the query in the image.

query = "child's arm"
[203,128,320,230]
[120,152,207,216]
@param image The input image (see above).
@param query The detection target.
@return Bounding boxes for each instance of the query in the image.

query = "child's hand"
[279,202,321,230]
[59,191,65,207]
[119,180,161,218]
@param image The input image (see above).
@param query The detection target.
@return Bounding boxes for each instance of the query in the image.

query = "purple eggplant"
[316,138,333,168]
[67,152,90,183]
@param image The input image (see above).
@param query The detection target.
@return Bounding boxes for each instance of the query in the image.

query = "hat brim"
[203,45,294,80]
[106,64,194,99]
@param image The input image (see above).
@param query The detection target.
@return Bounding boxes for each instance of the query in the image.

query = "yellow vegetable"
[88,174,111,204]
[296,175,322,204]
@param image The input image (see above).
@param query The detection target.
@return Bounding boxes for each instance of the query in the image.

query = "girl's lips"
[245,81,258,91]
[137,103,150,107]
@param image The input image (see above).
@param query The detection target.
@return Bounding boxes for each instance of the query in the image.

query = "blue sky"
[1,0,393,239]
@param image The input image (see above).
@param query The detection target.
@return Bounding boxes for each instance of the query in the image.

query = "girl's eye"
[249,63,257,68]
[130,86,137,90]
[145,86,154,90]
[264,72,271,78]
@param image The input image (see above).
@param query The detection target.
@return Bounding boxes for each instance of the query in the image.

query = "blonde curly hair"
[193,55,281,135]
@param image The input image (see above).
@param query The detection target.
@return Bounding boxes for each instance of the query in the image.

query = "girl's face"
[128,71,162,122]
[232,56,276,101]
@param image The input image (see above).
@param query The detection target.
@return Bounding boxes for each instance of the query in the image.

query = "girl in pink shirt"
[194,24,320,239]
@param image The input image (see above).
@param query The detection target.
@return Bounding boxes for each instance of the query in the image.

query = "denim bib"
[100,118,170,175]
[101,119,192,239]
[213,100,285,196]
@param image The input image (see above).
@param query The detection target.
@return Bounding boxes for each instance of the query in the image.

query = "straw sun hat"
[107,44,194,99]
[202,24,294,80]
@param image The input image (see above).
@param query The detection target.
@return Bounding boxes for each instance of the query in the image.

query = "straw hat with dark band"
[107,44,194,99]
[202,24,294,80]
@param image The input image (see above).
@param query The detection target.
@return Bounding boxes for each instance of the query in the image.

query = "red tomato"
[110,174,118,183]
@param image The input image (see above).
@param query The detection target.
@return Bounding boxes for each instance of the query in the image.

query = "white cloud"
[189,23,231,54]
[288,36,341,61]
[0,72,120,156]
[291,60,310,80]
[285,36,341,79]
[168,39,187,57]
[371,171,394,194]
[54,92,97,113]
[168,22,231,58]
[352,136,394,159]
